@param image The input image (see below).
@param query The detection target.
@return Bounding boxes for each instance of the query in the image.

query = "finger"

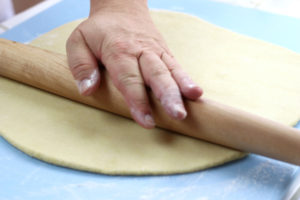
[139,51,187,120]
[162,53,203,100]
[103,53,155,129]
[66,29,100,96]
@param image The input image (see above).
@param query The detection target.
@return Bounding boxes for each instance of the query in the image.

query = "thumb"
[66,28,100,96]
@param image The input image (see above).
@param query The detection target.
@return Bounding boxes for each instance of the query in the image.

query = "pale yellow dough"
[1,11,300,175]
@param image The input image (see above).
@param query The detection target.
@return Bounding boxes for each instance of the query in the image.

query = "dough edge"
[2,10,300,175]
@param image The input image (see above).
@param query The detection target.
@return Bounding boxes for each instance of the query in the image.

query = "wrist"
[90,0,148,16]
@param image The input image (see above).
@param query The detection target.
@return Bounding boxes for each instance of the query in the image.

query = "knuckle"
[103,46,135,63]
[164,55,178,71]
[160,87,181,103]
[104,39,139,61]
[162,85,178,95]
[70,61,92,80]
[104,51,124,63]
[150,67,170,79]
[110,40,131,53]
[66,28,83,48]
[167,60,177,71]
[117,72,143,88]
[164,86,180,96]
[169,67,180,75]
[132,98,149,107]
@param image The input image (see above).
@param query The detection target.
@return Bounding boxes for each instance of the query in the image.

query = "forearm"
[90,0,148,15]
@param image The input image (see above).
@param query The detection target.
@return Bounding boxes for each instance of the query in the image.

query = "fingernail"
[182,77,194,86]
[182,79,203,99]
[77,70,98,95]
[145,114,155,127]
[77,79,93,94]
[172,104,187,120]
[187,83,196,89]
[182,78,198,89]
[131,108,155,128]
[187,83,202,92]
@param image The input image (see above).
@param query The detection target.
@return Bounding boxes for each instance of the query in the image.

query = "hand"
[66,0,202,128]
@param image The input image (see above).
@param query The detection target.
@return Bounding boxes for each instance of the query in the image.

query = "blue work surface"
[1,0,300,199]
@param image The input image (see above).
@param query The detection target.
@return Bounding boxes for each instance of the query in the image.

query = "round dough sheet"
[0,77,244,174]
[1,11,300,175]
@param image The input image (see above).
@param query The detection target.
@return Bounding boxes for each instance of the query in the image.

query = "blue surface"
[1,0,300,199]
[2,0,300,53]
[0,136,297,200]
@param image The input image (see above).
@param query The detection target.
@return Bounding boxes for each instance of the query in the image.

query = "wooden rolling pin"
[1,38,300,165]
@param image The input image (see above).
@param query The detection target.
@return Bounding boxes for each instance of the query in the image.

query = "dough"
[1,11,300,175]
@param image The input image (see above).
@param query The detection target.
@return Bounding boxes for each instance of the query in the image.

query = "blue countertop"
[1,0,300,199]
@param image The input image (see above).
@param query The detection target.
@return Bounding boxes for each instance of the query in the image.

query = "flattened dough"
[1,11,300,175]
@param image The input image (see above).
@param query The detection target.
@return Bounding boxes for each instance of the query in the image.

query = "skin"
[66,0,203,128]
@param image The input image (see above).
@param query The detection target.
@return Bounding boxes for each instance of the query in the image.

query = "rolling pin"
[1,38,300,165]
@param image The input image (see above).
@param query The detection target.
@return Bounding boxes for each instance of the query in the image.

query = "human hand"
[66,0,202,128]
